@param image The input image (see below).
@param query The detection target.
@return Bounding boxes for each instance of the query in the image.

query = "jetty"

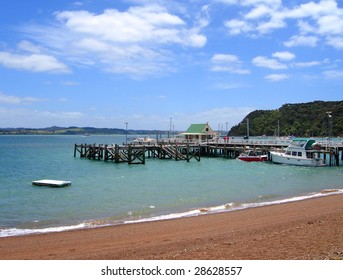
[74,138,343,166]
[74,142,201,164]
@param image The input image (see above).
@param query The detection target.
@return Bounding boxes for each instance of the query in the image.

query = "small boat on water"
[238,150,268,162]
[270,138,326,167]
[32,179,72,187]
[131,137,156,145]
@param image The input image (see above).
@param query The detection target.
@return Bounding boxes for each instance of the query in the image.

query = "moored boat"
[238,150,268,162]
[32,179,72,187]
[131,137,156,145]
[270,138,326,167]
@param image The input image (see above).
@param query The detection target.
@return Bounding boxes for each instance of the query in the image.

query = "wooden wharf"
[74,139,343,166]
[74,142,202,164]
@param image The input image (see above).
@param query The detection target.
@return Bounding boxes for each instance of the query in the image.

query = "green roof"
[185,124,207,134]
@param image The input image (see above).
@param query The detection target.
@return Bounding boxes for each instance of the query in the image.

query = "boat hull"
[32,179,72,187]
[270,152,326,167]
[238,155,268,162]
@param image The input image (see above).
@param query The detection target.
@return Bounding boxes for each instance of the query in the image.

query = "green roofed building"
[182,123,216,141]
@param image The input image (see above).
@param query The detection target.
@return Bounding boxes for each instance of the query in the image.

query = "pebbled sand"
[1,194,342,260]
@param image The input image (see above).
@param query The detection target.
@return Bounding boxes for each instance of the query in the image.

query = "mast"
[246,118,249,138]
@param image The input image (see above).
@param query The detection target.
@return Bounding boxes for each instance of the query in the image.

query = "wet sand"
[1,194,342,260]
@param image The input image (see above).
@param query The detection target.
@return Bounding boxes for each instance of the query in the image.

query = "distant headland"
[0,126,164,136]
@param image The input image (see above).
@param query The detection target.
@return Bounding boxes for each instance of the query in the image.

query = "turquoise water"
[1,135,342,236]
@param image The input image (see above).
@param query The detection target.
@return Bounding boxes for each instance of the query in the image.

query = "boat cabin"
[285,138,317,159]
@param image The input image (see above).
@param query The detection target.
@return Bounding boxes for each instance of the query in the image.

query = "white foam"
[0,223,89,238]
[241,188,343,210]
[125,189,343,225]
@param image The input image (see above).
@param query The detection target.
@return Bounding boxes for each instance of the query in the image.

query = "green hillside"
[228,101,343,137]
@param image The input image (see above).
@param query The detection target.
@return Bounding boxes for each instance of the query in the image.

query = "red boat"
[238,150,268,162]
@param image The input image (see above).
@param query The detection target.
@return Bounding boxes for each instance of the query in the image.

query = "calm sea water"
[1,135,342,237]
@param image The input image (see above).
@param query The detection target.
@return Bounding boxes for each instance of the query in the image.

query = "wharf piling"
[74,142,201,164]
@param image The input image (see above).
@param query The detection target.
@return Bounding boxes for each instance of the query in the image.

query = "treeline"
[228,101,343,137]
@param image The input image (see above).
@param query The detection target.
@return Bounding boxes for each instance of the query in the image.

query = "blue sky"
[0,0,342,131]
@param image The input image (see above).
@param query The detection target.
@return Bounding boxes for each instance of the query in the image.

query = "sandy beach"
[1,193,342,260]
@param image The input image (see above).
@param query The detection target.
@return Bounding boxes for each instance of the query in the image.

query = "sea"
[1,134,343,237]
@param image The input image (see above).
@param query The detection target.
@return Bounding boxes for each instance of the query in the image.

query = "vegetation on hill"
[228,101,343,137]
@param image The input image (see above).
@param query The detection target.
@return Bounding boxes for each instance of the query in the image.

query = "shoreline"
[1,189,342,238]
[1,193,343,260]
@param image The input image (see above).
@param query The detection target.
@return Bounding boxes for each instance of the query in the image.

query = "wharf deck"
[74,139,343,166]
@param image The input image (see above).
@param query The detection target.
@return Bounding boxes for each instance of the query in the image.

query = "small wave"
[125,188,343,225]
[0,223,90,238]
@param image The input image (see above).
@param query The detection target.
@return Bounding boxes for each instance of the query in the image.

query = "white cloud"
[19,4,208,78]
[68,5,207,48]
[225,19,252,35]
[256,14,286,34]
[0,51,70,73]
[323,70,343,79]
[272,51,295,61]
[241,0,282,7]
[297,20,316,34]
[17,40,42,54]
[222,0,284,35]
[284,35,319,47]
[211,54,239,64]
[252,56,287,70]
[214,0,238,5]
[75,38,111,52]
[221,0,343,50]
[245,5,272,19]
[317,14,343,35]
[294,61,321,68]
[0,92,48,104]
[326,37,343,49]
[73,1,83,7]
[184,29,207,48]
[55,7,186,44]
[285,0,338,19]
[211,53,250,74]
[264,74,289,82]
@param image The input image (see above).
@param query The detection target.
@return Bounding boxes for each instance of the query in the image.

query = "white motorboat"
[131,137,156,145]
[32,179,71,187]
[270,138,326,167]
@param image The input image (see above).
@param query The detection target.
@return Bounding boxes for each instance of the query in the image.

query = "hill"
[228,101,343,137]
[0,126,164,135]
